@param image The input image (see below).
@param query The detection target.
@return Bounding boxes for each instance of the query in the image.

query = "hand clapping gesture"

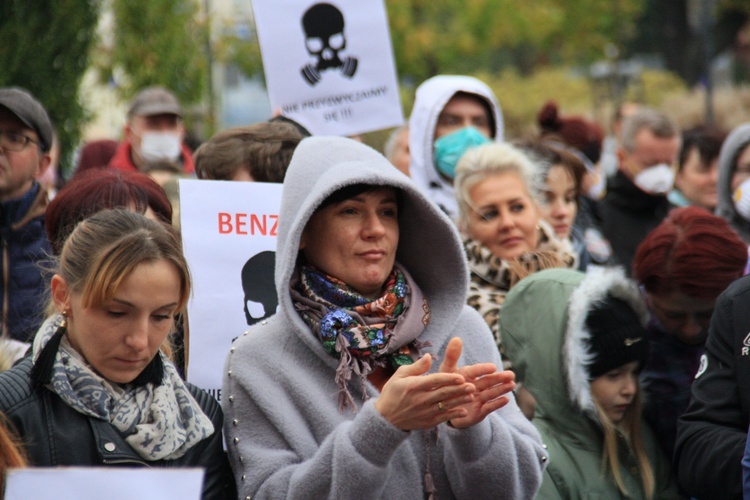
[438,337,515,429]
[374,337,515,430]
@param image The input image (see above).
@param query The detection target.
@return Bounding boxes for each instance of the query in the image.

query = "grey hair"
[454,142,544,229]
[621,108,679,153]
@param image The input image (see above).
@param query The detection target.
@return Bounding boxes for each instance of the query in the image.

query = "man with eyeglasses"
[0,87,53,348]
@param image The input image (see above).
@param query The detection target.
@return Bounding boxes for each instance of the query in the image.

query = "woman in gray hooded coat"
[221,136,546,499]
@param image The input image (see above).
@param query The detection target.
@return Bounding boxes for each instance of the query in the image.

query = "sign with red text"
[251,0,403,135]
[180,179,283,401]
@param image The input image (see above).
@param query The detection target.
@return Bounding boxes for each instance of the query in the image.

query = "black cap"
[0,87,53,152]
[585,296,650,379]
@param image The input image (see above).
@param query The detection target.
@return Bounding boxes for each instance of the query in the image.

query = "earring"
[60,309,69,328]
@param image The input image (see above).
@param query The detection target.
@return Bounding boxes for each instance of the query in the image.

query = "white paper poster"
[180,179,282,402]
[251,0,403,136]
[5,467,204,500]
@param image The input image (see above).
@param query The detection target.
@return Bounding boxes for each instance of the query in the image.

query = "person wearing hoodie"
[407,75,503,220]
[501,268,678,499]
[221,136,546,499]
[716,122,750,244]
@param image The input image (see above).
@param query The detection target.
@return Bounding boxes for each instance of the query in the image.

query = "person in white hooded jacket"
[408,75,503,220]
[221,136,546,499]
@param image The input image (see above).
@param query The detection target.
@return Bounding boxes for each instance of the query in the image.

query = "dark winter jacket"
[0,356,234,500]
[597,169,673,275]
[675,275,750,499]
[641,319,703,461]
[0,182,50,342]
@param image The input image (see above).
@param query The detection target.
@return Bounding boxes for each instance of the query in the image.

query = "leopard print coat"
[464,221,577,366]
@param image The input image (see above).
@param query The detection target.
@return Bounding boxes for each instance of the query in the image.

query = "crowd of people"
[2,70,750,499]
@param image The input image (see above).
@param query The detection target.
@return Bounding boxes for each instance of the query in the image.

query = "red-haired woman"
[46,168,173,255]
[633,206,747,459]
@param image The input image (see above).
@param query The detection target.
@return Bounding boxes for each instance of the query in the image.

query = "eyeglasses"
[0,130,40,152]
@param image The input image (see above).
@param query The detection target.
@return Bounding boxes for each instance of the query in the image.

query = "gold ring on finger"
[437,401,447,413]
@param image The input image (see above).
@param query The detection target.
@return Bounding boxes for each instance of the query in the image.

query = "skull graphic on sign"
[300,3,358,86]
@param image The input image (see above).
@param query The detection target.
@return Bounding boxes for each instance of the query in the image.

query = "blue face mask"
[433,126,491,179]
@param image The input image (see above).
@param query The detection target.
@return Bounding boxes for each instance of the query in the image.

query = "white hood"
[408,75,504,220]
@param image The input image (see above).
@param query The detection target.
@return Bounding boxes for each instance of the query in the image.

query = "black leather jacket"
[0,357,235,499]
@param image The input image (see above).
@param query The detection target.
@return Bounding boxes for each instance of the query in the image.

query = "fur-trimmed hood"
[407,75,503,220]
[500,267,647,432]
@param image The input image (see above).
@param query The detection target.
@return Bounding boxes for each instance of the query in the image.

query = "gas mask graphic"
[300,3,358,85]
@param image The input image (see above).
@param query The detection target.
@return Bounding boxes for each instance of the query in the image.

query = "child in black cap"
[501,267,678,499]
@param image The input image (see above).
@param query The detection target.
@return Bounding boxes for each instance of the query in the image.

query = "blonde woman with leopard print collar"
[455,142,577,366]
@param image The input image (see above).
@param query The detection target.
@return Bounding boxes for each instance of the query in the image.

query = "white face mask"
[138,132,182,163]
[633,164,674,194]
[734,178,750,220]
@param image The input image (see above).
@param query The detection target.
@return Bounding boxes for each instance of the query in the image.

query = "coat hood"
[501,267,648,429]
[716,122,750,242]
[408,75,503,219]
[276,136,469,350]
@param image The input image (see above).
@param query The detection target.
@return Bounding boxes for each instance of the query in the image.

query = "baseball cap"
[127,86,182,119]
[0,87,53,152]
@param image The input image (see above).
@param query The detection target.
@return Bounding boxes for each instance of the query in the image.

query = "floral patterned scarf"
[291,263,431,411]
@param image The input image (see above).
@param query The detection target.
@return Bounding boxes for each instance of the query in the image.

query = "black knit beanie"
[585,295,650,379]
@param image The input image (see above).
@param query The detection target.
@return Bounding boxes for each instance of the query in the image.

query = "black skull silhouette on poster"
[300,3,358,85]
[241,251,278,326]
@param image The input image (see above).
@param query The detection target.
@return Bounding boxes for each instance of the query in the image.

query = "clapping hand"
[438,337,515,429]
[374,337,514,430]
[374,353,475,431]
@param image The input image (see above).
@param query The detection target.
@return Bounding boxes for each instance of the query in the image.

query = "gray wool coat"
[221,136,546,499]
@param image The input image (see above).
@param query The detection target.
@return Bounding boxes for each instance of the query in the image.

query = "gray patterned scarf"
[32,315,214,461]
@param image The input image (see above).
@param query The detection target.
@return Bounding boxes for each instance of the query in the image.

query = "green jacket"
[502,268,679,499]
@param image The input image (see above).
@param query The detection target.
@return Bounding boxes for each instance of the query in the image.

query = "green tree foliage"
[622,1,750,84]
[385,0,645,83]
[212,22,263,82]
[0,0,99,175]
[99,0,207,108]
